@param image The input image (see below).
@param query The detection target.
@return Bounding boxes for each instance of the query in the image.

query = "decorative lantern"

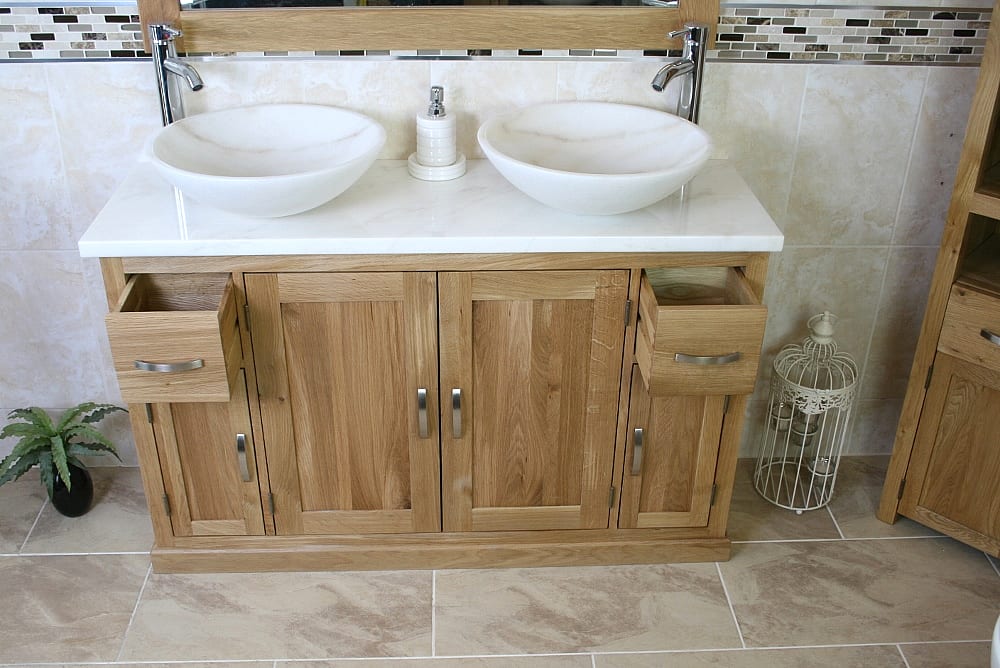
[754,312,858,513]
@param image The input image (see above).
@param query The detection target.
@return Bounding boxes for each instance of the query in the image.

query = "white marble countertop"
[78,159,783,258]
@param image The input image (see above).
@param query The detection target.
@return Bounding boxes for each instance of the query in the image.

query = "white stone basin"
[478,101,711,215]
[148,104,386,218]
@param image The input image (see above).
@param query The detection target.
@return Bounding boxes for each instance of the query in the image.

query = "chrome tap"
[651,22,708,123]
[149,24,203,126]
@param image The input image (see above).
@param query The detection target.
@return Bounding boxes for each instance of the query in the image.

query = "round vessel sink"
[478,101,711,215]
[149,104,386,218]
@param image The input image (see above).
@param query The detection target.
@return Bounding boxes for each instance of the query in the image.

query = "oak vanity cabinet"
[243,270,628,536]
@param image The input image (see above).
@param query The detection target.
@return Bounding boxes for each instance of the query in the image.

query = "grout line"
[18,551,152,556]
[18,498,48,554]
[986,552,1000,578]
[591,653,598,668]
[887,66,931,250]
[115,562,152,662]
[897,644,913,668]
[733,535,949,544]
[715,562,746,649]
[431,569,437,657]
[825,505,846,540]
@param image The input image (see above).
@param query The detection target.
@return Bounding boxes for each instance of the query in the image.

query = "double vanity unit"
[80,154,782,573]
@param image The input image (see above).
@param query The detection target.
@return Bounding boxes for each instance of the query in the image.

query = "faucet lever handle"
[150,23,183,44]
[668,26,692,40]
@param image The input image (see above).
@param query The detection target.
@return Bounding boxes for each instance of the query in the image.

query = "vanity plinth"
[83,159,783,573]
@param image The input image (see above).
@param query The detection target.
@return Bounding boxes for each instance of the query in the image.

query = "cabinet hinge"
[144,403,153,423]
[162,493,171,516]
[897,478,906,501]
[608,485,616,508]
[268,493,275,515]
[710,483,718,507]
[624,299,632,326]
[243,303,252,331]
[924,364,934,389]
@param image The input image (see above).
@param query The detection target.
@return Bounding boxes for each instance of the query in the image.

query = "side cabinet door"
[246,272,440,536]
[618,366,724,529]
[152,369,266,537]
[899,353,1000,551]
[439,270,628,532]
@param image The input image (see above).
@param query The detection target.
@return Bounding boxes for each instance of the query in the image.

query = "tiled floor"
[0,459,997,667]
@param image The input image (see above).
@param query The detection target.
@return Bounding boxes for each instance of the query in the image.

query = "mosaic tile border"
[0,3,991,63]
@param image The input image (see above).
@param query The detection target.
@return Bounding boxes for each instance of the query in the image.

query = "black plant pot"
[49,463,94,517]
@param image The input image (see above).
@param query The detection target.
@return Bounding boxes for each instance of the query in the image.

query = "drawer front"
[106,275,241,403]
[636,269,766,395]
[939,283,1000,374]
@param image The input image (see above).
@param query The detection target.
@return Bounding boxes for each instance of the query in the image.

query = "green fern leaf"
[8,408,56,435]
[65,441,121,461]
[80,403,126,425]
[0,455,36,486]
[55,403,98,432]
[50,435,71,491]
[0,421,43,439]
[64,424,118,453]
[37,450,54,499]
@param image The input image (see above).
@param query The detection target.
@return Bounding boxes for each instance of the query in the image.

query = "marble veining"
[78,159,783,257]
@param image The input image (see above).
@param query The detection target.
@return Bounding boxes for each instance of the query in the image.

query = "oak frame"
[138,0,718,53]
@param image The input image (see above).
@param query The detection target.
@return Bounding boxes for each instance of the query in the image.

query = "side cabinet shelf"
[99,253,770,573]
[878,0,1000,556]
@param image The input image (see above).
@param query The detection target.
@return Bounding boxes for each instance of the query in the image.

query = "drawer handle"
[452,388,462,439]
[630,427,644,476]
[981,329,1000,347]
[417,388,429,439]
[133,359,204,373]
[674,352,741,365]
[236,433,250,482]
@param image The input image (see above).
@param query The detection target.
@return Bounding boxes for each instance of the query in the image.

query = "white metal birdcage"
[754,312,859,513]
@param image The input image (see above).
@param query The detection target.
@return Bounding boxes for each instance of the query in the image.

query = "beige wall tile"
[699,62,808,226]
[784,65,926,246]
[593,645,906,666]
[555,60,682,112]
[899,641,992,668]
[0,64,73,251]
[895,66,980,247]
[119,569,432,660]
[720,538,1000,647]
[848,398,902,455]
[0,554,149,663]
[435,564,741,655]
[181,59,307,115]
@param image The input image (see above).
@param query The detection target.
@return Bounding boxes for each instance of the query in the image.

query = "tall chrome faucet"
[651,22,708,124]
[150,24,203,126]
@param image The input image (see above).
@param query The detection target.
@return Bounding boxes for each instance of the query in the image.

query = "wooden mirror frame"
[138,0,718,53]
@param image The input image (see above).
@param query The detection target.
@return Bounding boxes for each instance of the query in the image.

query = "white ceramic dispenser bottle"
[408,85,466,181]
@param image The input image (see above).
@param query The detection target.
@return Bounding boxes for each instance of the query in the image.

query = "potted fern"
[0,403,126,517]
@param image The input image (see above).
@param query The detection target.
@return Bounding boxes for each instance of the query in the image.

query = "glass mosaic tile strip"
[0,3,990,64]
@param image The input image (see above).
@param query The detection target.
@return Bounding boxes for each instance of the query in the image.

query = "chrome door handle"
[417,388,429,439]
[134,359,204,372]
[452,388,462,438]
[630,427,644,476]
[236,433,250,482]
[674,352,741,365]
[981,329,1000,347]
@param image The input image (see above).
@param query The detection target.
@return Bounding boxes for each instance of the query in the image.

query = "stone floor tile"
[728,459,841,541]
[0,468,45,553]
[593,645,907,666]
[435,564,740,655]
[22,467,154,554]
[719,538,1000,647]
[119,569,432,661]
[899,641,992,668]
[987,552,1000,577]
[827,457,940,539]
[0,554,149,663]
[287,657,592,667]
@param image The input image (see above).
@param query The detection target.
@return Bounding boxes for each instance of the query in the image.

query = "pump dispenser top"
[427,86,447,118]
[409,85,465,180]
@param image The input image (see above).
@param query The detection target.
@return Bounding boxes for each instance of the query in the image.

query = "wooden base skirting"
[151,534,731,573]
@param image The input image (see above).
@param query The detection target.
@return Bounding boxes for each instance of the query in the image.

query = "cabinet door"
[899,353,1000,553]
[618,366,724,529]
[439,270,628,532]
[246,272,440,535]
[152,369,266,536]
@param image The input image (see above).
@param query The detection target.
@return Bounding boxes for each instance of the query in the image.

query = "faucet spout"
[163,57,204,91]
[650,59,694,93]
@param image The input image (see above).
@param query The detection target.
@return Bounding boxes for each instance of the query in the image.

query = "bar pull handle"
[417,388,429,439]
[236,433,250,482]
[630,427,644,476]
[674,352,741,366]
[981,329,1000,347]
[134,359,204,373]
[452,388,462,438]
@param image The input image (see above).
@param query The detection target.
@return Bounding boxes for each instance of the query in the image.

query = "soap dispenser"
[408,85,466,181]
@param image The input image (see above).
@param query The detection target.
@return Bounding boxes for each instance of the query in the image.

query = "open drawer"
[939,282,1000,374]
[105,273,241,403]
[635,267,766,395]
